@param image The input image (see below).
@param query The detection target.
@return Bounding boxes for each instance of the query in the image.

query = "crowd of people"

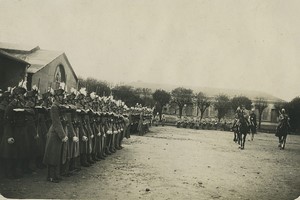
[0,81,153,183]
[176,116,232,131]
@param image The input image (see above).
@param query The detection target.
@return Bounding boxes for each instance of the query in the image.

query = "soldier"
[83,94,96,164]
[0,89,11,144]
[75,88,90,167]
[67,89,81,172]
[89,92,101,161]
[43,86,68,183]
[0,84,28,179]
[23,87,40,174]
[60,89,79,177]
[35,90,52,169]
[276,108,291,148]
[161,114,166,127]
[249,108,257,141]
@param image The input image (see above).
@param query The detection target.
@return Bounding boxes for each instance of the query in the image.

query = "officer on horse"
[276,108,290,150]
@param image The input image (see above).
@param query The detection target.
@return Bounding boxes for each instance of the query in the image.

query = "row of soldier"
[176,116,232,131]
[0,82,153,183]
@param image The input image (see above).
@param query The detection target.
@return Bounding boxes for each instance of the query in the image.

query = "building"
[0,42,78,93]
[127,81,285,124]
[0,50,30,89]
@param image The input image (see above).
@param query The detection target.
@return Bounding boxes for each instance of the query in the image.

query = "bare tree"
[171,87,193,118]
[194,92,211,120]
[254,97,268,129]
[214,94,231,122]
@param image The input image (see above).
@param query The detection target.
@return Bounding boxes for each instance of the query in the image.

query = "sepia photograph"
[0,0,299,199]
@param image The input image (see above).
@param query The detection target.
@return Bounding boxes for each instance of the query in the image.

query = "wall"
[31,54,77,93]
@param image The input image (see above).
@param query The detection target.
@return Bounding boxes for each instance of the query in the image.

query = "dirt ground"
[0,126,300,200]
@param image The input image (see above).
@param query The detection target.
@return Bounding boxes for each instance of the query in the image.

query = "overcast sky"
[0,0,299,101]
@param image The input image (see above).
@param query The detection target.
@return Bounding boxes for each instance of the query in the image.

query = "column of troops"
[0,82,153,183]
[176,117,232,131]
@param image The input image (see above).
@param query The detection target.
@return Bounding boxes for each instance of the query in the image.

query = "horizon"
[1,0,299,102]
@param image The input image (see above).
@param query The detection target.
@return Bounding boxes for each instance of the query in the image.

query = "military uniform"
[249,112,257,141]
[43,89,68,183]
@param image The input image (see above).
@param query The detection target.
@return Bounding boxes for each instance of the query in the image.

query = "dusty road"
[1,126,300,200]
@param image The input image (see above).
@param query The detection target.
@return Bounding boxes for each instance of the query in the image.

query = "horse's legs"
[281,135,287,150]
[278,136,282,147]
[240,133,246,149]
[233,131,236,142]
[283,135,287,149]
[251,132,254,141]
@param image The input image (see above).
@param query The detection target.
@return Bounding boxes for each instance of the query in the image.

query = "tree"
[286,97,300,132]
[135,87,155,107]
[254,97,268,129]
[231,96,252,111]
[194,92,211,120]
[78,76,111,96]
[152,89,171,119]
[214,94,231,122]
[274,101,288,115]
[171,87,193,118]
[112,85,143,107]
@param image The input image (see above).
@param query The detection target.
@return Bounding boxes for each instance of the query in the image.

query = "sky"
[0,0,299,101]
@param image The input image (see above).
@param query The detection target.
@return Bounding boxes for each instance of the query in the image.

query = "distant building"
[126,81,285,124]
[0,42,78,93]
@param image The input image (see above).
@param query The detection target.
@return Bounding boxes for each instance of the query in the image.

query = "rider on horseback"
[275,109,291,149]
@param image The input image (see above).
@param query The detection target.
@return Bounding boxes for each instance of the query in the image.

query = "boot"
[105,148,112,155]
[47,165,60,183]
[87,154,95,164]
[92,153,101,161]
[80,154,91,167]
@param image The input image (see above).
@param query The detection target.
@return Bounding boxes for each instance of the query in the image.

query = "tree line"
[78,77,300,132]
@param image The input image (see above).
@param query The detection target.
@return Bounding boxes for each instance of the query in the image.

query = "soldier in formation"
[0,81,152,182]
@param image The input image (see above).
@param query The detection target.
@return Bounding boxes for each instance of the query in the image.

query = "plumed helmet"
[12,87,26,95]
[25,90,38,98]
[54,88,65,96]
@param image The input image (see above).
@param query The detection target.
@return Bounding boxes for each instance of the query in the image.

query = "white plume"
[18,80,27,90]
[70,87,77,94]
[90,92,96,99]
[59,82,66,90]
[79,87,87,96]
[49,87,54,95]
[32,85,38,91]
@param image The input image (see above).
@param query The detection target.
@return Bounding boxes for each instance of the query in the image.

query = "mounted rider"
[276,108,290,137]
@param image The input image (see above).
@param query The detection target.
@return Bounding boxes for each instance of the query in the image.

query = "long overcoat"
[0,99,33,159]
[43,102,66,166]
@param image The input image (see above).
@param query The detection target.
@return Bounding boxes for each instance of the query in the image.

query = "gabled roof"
[9,49,63,73]
[0,42,78,81]
[0,49,30,65]
[0,42,39,53]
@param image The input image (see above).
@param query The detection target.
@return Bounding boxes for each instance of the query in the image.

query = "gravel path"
[1,126,300,200]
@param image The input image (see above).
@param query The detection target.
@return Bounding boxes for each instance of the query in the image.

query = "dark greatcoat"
[35,107,49,158]
[83,114,93,154]
[43,101,66,166]
[0,100,9,144]
[65,110,76,159]
[0,99,34,159]
[24,101,38,159]
[75,103,88,154]
[69,105,80,158]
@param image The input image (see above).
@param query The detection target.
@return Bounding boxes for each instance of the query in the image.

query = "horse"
[237,117,249,150]
[276,116,290,150]
[231,119,240,144]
